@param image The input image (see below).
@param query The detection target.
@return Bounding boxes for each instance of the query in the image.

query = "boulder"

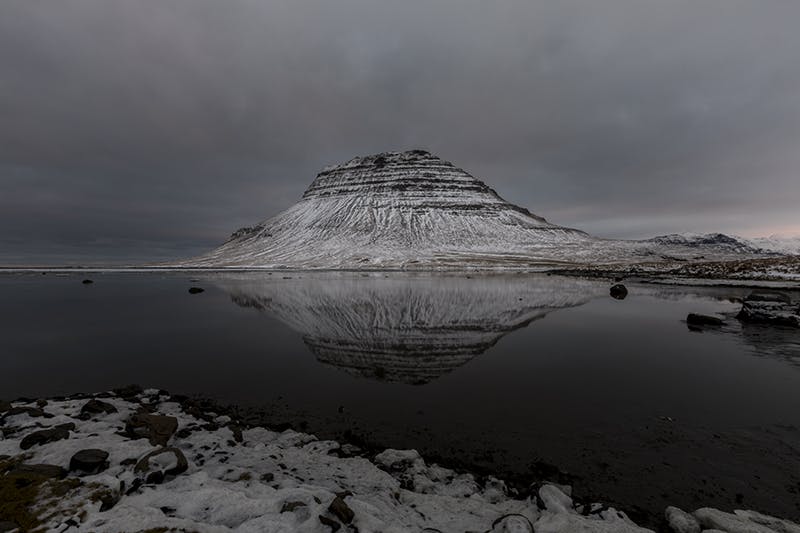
[69,449,110,474]
[0,400,11,413]
[125,413,178,446]
[490,514,534,533]
[82,279,93,284]
[79,399,118,419]
[737,291,799,327]
[664,506,700,533]
[134,447,188,483]
[693,507,781,533]
[188,287,205,294]
[19,423,75,450]
[610,284,628,300]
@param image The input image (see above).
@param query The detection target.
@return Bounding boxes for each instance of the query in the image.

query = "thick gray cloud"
[1,0,799,263]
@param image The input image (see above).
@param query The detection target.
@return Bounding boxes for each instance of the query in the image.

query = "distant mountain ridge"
[646,233,800,256]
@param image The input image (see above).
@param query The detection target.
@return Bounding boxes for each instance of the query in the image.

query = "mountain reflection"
[217,274,601,384]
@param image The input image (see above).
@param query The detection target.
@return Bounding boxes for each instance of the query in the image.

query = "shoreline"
[2,388,799,532]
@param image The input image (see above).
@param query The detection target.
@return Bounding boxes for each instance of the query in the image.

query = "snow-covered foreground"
[1,390,798,532]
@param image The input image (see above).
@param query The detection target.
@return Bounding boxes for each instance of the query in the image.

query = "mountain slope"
[180,150,593,269]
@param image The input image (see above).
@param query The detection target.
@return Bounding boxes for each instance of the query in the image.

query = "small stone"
[610,284,628,300]
[188,287,204,294]
[490,514,534,533]
[328,495,354,524]
[69,449,110,474]
[82,279,93,284]
[20,423,75,450]
[80,399,118,419]
[665,506,700,533]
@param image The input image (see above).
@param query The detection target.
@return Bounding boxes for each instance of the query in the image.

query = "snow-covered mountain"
[177,150,794,270]
[180,150,598,269]
[645,233,800,256]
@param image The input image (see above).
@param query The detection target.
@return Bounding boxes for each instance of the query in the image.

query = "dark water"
[2,271,800,524]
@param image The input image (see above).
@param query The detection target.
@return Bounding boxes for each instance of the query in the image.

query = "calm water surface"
[2,271,799,524]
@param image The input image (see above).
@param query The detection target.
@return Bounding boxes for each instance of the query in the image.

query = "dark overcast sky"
[1,0,799,264]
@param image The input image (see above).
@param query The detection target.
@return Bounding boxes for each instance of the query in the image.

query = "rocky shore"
[1,388,799,532]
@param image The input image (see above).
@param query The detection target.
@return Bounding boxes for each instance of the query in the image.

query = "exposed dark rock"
[125,413,178,446]
[1,407,45,420]
[19,423,75,450]
[134,447,188,482]
[328,495,355,524]
[188,287,205,294]
[609,284,628,300]
[281,501,307,513]
[737,291,799,327]
[82,279,93,284]
[0,401,11,413]
[113,384,143,399]
[69,449,110,474]
[686,313,724,327]
[0,521,20,533]
[79,399,118,419]
[318,514,341,532]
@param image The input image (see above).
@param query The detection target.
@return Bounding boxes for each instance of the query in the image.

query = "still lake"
[2,271,799,523]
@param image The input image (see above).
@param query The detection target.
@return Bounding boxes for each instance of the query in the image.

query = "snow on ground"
[1,389,798,532]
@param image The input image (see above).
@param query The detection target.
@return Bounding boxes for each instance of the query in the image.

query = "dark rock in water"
[134,447,188,482]
[188,287,205,294]
[686,313,724,327]
[82,279,93,284]
[79,399,118,419]
[328,495,355,524]
[9,463,66,480]
[69,449,110,474]
[609,284,628,300]
[737,291,799,327]
[125,413,178,446]
[19,423,75,450]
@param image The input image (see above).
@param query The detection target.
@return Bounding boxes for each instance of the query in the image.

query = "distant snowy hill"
[645,233,800,256]
[177,150,793,270]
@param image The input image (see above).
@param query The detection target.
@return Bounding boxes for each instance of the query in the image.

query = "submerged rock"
[686,313,724,327]
[82,279,93,284]
[610,284,628,300]
[737,291,799,327]
[188,287,205,294]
